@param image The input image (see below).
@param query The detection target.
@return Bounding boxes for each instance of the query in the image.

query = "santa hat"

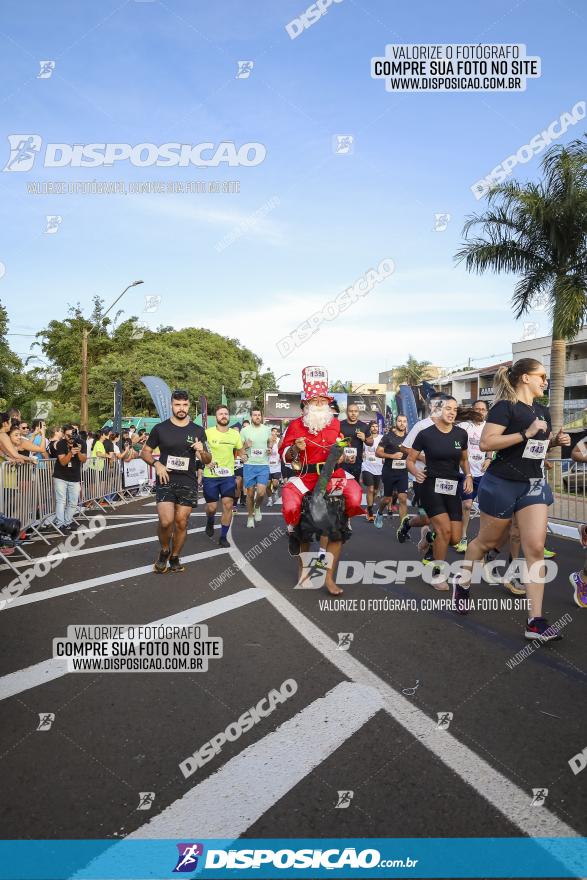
[302,366,333,402]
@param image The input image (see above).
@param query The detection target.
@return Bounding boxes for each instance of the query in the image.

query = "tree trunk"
[547,334,566,458]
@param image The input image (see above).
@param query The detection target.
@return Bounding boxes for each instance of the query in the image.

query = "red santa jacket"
[279,416,341,465]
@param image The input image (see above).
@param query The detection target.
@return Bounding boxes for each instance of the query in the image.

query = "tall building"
[435,361,511,404]
[513,329,587,426]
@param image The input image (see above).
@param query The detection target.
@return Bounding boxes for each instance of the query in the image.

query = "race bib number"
[392,459,406,469]
[435,477,457,496]
[522,439,548,460]
[167,455,189,472]
[214,466,231,477]
[469,450,484,462]
[250,448,265,459]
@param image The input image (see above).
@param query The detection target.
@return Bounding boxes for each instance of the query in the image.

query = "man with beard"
[339,402,374,482]
[202,405,244,548]
[142,390,210,572]
[279,367,364,595]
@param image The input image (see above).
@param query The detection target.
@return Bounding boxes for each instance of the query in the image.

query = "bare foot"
[325,578,343,596]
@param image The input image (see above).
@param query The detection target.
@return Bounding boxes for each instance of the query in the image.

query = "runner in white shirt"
[267,427,282,506]
[455,401,490,552]
[361,422,383,521]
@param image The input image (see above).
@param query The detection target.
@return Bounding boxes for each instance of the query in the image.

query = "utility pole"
[79,280,143,430]
[81,327,89,429]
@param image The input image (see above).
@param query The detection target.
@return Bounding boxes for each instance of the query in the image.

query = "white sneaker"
[266,497,273,507]
[247,516,255,528]
[254,507,262,523]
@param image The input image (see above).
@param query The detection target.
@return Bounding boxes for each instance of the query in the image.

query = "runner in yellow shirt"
[203,405,243,548]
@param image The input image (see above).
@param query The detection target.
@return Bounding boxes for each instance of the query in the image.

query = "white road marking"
[1,526,218,570]
[3,547,229,610]
[133,682,382,838]
[0,588,266,702]
[228,542,580,839]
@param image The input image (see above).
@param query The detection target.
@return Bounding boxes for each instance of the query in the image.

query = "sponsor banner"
[264,392,301,419]
[0,838,585,878]
[347,393,385,418]
[123,458,149,487]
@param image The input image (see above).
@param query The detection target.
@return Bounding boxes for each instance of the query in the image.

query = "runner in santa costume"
[279,366,364,595]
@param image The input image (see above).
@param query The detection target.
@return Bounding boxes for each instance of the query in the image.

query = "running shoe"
[543,548,556,559]
[247,516,255,528]
[455,538,468,553]
[366,514,375,523]
[153,548,170,573]
[205,522,214,538]
[254,507,262,523]
[431,566,450,591]
[168,556,185,573]
[397,515,411,543]
[391,504,398,514]
[525,617,563,641]
[482,552,502,585]
[451,575,471,615]
[315,557,328,571]
[503,576,526,596]
[569,572,587,608]
[423,546,434,563]
[218,536,230,548]
[266,497,273,507]
[0,546,15,556]
[374,511,384,529]
[417,534,429,553]
[288,532,301,557]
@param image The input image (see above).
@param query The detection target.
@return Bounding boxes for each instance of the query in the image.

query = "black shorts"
[418,478,462,521]
[361,471,381,488]
[234,467,243,479]
[155,482,198,508]
[341,461,362,482]
[382,468,409,496]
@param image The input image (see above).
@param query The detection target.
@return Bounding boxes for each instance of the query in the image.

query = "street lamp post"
[80,280,143,429]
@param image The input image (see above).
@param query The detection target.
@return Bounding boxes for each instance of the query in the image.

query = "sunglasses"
[529,372,548,382]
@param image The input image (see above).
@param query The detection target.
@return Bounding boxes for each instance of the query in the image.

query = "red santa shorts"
[281,469,364,526]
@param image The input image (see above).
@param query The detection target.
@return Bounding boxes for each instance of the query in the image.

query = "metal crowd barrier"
[0,457,146,571]
[545,458,586,527]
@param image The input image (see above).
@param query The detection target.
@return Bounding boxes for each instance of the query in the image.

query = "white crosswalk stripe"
[0,588,266,702]
[3,547,229,610]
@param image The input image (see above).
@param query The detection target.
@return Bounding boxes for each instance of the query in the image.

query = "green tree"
[455,137,587,431]
[394,355,435,386]
[34,300,275,425]
[0,300,23,405]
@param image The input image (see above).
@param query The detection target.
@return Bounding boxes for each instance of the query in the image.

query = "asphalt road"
[0,494,586,878]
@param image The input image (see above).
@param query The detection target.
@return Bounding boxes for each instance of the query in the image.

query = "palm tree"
[394,355,435,386]
[455,138,587,431]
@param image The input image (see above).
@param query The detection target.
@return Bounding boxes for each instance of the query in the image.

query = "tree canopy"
[2,298,276,426]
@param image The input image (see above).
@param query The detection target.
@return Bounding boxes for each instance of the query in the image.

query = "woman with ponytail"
[453,359,570,641]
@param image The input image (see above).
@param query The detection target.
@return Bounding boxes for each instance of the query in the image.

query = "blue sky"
[0,0,585,390]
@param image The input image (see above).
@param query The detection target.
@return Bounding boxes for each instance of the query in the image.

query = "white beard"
[302,402,333,434]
